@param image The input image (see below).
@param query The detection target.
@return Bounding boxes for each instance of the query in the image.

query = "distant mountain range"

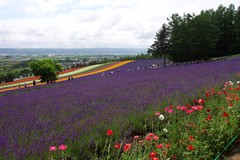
[0,48,147,55]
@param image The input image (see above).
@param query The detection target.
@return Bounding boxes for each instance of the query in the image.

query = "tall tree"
[148,24,170,66]
[232,6,240,53]
[29,59,62,84]
[191,10,218,59]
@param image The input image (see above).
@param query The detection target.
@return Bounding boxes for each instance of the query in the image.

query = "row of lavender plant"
[0,58,239,159]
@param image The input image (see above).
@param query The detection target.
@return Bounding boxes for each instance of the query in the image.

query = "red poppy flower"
[152,157,159,160]
[187,145,194,151]
[205,93,210,97]
[172,155,177,159]
[189,136,195,141]
[149,151,157,158]
[123,144,131,152]
[165,143,171,148]
[114,142,121,149]
[107,130,113,136]
[156,143,163,149]
[206,115,212,121]
[222,112,229,117]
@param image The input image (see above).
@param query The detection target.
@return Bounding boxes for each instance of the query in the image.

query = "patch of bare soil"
[221,135,240,160]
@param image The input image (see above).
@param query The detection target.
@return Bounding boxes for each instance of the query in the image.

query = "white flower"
[163,128,168,133]
[237,81,240,84]
[159,114,164,120]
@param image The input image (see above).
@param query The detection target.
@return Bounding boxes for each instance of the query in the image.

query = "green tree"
[191,10,218,59]
[29,59,62,84]
[232,6,240,53]
[148,23,170,66]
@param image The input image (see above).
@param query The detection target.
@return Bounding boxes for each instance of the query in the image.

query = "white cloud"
[0,0,239,48]
[0,0,15,7]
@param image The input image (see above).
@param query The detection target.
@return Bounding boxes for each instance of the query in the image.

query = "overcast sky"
[0,0,239,48]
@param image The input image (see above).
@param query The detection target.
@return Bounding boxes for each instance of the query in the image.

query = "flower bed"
[91,81,240,159]
[0,58,240,159]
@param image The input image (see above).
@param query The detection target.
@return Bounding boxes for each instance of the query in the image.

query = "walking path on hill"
[0,60,133,93]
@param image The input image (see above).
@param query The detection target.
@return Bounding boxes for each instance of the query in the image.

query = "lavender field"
[0,58,240,159]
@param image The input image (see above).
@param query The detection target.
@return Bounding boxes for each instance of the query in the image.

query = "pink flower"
[134,135,139,139]
[49,146,57,151]
[153,135,159,141]
[155,111,161,116]
[197,105,203,110]
[145,135,152,141]
[186,109,194,114]
[165,107,173,113]
[176,106,181,110]
[177,106,187,111]
[191,106,198,110]
[148,133,155,137]
[139,140,144,143]
[198,99,205,104]
[192,105,203,111]
[58,144,67,151]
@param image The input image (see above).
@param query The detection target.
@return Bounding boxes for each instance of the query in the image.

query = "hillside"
[0,58,240,159]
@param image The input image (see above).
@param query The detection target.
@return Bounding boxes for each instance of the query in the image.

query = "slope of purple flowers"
[0,58,240,159]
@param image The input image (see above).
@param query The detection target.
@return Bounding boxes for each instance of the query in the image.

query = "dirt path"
[221,135,240,160]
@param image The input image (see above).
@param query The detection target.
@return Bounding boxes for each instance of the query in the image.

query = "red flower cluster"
[145,133,159,141]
